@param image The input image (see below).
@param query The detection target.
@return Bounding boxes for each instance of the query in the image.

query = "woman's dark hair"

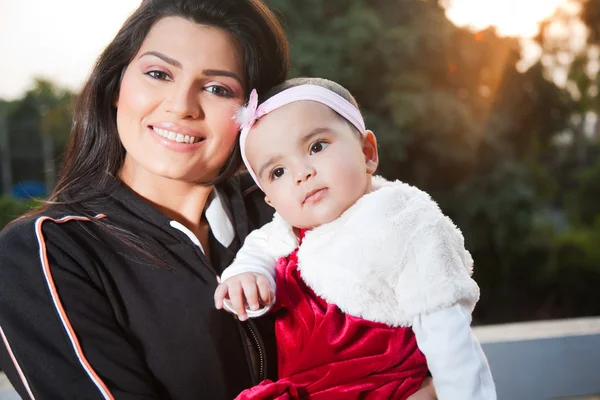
[54,0,288,207]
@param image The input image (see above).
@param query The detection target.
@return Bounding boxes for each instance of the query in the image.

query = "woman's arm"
[0,219,161,400]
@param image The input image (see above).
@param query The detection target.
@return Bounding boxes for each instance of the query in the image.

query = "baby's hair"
[262,77,363,135]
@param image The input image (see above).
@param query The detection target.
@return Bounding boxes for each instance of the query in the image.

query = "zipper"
[170,220,266,379]
[244,321,265,381]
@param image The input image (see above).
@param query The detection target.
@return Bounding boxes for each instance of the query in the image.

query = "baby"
[214,77,496,399]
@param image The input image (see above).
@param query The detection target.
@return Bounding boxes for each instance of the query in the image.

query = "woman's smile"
[151,126,205,144]
[149,125,207,153]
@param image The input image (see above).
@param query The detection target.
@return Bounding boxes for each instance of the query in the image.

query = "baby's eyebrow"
[254,127,332,179]
[257,155,283,180]
[299,127,330,144]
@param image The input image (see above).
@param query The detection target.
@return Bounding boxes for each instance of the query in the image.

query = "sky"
[0,0,141,99]
[445,0,567,38]
[0,0,573,100]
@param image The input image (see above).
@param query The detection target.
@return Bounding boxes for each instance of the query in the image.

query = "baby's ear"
[362,130,379,174]
[264,196,275,208]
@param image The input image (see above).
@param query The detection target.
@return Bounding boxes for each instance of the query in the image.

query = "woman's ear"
[362,130,379,174]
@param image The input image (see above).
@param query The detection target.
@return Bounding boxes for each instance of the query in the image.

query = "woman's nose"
[164,83,203,120]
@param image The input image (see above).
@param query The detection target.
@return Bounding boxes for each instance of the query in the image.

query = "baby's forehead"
[250,104,344,141]
[244,100,362,162]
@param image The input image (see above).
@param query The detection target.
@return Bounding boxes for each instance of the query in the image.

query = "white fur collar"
[287,176,480,327]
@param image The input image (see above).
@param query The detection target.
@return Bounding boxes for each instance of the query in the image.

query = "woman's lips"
[149,122,206,144]
[148,126,206,153]
[152,126,204,144]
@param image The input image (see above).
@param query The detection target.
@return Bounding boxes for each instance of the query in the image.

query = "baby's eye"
[309,140,329,155]
[146,70,171,81]
[270,167,286,180]
[206,85,233,98]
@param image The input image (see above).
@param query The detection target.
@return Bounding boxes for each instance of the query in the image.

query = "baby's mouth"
[303,188,328,205]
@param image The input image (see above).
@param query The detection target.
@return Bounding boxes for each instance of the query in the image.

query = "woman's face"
[116,16,245,185]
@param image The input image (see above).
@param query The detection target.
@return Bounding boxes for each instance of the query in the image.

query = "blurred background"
[3,0,598,325]
[0,0,599,398]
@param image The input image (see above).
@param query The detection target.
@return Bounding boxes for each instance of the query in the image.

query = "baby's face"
[245,100,377,229]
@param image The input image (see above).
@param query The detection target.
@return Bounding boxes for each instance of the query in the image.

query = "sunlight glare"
[445,0,567,38]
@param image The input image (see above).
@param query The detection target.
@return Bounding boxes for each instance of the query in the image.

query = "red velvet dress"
[236,245,429,400]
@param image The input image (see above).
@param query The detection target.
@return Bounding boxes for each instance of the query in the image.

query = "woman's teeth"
[153,127,202,144]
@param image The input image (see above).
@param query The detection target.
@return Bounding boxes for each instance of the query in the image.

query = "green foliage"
[541,221,600,317]
[4,78,75,183]
[0,1,597,323]
[567,158,600,226]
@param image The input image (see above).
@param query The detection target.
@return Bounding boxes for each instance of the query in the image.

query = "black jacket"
[0,174,276,400]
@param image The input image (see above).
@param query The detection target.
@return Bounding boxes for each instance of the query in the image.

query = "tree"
[3,78,75,193]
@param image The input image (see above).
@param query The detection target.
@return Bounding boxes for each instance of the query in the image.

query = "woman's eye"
[270,167,286,180]
[206,85,233,98]
[310,140,328,155]
[146,70,171,81]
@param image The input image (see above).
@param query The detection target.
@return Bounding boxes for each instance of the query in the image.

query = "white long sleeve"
[412,303,496,400]
[219,213,297,317]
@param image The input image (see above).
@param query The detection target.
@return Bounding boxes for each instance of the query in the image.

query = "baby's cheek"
[276,207,297,227]
[267,194,288,213]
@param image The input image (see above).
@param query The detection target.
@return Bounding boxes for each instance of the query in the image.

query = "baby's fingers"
[228,283,249,321]
[256,275,274,306]
[241,278,260,312]
[214,283,229,309]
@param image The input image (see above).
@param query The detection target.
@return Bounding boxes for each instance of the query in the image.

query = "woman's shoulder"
[0,203,114,303]
[1,204,59,240]
[0,204,101,257]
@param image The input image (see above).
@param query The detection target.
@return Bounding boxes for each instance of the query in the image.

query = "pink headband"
[235,84,366,188]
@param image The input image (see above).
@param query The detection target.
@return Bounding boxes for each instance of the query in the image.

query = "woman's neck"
[119,167,214,235]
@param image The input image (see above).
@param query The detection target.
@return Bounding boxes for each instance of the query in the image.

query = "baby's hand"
[214,272,275,321]
[406,377,437,400]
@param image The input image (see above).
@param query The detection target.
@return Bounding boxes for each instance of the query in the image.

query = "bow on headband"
[234,89,260,132]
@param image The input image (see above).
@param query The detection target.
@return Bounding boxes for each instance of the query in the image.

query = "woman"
[0,0,436,399]
[1,1,286,398]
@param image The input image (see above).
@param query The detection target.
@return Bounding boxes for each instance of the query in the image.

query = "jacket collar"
[106,175,238,249]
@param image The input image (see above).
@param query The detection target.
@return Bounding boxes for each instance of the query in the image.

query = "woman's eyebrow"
[138,51,182,68]
[135,53,243,86]
[203,69,244,86]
